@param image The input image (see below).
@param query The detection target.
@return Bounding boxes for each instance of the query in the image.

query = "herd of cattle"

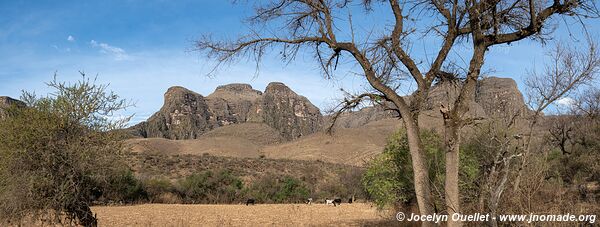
[245,197,354,206]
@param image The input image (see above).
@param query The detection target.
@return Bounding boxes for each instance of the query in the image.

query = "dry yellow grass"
[92,203,392,227]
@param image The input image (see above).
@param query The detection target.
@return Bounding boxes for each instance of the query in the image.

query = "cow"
[333,198,342,206]
[325,198,334,205]
[246,198,255,206]
[306,198,313,205]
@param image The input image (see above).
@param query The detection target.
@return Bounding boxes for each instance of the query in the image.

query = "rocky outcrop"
[476,77,530,117]
[205,83,262,125]
[424,76,529,119]
[134,87,212,140]
[329,77,530,128]
[133,82,323,141]
[0,96,25,119]
[326,106,397,129]
[132,77,525,139]
[251,82,323,140]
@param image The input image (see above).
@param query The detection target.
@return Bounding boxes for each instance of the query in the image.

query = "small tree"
[0,74,131,226]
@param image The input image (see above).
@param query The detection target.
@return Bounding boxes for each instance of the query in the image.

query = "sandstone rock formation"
[423,76,529,119]
[133,87,212,140]
[250,82,323,140]
[205,83,262,125]
[132,82,323,140]
[475,77,530,117]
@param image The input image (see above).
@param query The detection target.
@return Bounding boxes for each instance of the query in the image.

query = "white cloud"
[67,35,75,42]
[90,40,131,60]
[556,97,576,108]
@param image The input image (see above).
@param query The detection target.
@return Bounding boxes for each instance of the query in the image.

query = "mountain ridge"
[130,82,323,140]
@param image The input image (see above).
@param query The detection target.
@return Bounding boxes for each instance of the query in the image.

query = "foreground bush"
[0,75,131,226]
[363,129,478,209]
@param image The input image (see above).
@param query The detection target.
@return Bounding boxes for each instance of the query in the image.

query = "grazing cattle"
[306,198,313,205]
[333,198,342,206]
[325,198,334,205]
[348,198,353,204]
[246,198,255,206]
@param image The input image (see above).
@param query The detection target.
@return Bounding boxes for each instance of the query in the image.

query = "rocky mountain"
[131,82,323,140]
[330,77,530,128]
[205,83,263,125]
[248,82,323,140]
[0,96,25,119]
[133,86,212,140]
[475,77,531,117]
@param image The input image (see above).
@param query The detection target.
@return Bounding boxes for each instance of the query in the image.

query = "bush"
[362,129,479,209]
[0,75,131,226]
[249,175,310,203]
[274,177,310,202]
[143,177,176,203]
[102,169,146,203]
[176,170,244,204]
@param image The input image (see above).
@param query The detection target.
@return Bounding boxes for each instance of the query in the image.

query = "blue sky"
[1,1,598,124]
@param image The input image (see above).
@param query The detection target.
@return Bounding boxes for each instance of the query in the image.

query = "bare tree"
[470,42,600,227]
[195,1,598,225]
[514,42,600,191]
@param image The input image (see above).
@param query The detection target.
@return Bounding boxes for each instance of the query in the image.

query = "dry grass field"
[92,203,395,226]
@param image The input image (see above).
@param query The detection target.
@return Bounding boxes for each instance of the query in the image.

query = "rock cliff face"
[205,83,262,126]
[133,82,323,140]
[251,82,323,140]
[475,77,530,117]
[425,76,529,118]
[0,96,25,119]
[134,87,212,140]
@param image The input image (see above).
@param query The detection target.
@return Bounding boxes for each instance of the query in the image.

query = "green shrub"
[362,151,407,208]
[249,175,309,203]
[143,177,176,203]
[103,169,146,203]
[176,170,244,204]
[274,177,310,202]
[362,129,479,209]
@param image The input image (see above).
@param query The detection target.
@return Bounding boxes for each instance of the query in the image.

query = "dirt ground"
[92,203,394,226]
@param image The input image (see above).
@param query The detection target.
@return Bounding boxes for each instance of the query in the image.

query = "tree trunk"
[443,44,485,226]
[444,120,461,227]
[73,204,97,227]
[402,114,435,225]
